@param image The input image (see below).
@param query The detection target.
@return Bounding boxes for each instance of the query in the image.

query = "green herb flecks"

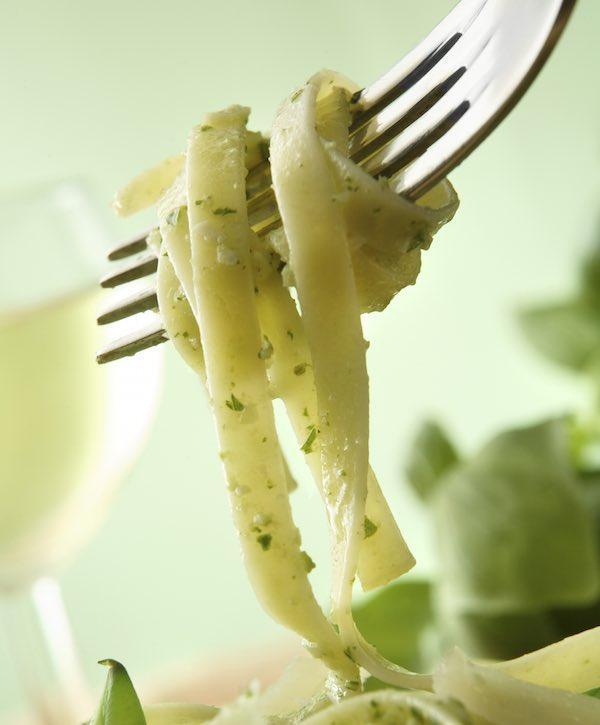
[290,88,304,102]
[370,699,383,720]
[213,207,237,216]
[166,207,181,226]
[257,533,272,551]
[286,330,294,340]
[409,229,429,251]
[301,551,316,573]
[258,336,274,360]
[200,124,214,132]
[301,425,318,454]
[409,705,426,722]
[364,516,378,539]
[293,362,307,376]
[225,394,245,412]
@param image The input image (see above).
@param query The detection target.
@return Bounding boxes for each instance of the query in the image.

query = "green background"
[1,0,599,719]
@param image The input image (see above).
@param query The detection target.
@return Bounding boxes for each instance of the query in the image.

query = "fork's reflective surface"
[97,0,576,364]
[368,0,577,199]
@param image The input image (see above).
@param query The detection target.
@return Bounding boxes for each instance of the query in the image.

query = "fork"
[97,0,576,364]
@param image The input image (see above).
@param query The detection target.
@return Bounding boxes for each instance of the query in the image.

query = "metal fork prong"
[247,185,274,213]
[105,162,271,264]
[107,229,152,261]
[350,67,467,163]
[97,286,158,325]
[362,27,494,181]
[391,0,576,199]
[349,11,493,163]
[100,0,577,361]
[352,0,488,127]
[97,320,167,364]
[101,252,158,288]
[103,202,280,294]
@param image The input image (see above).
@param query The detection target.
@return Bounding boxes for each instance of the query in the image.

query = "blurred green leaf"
[433,419,600,616]
[440,608,561,661]
[585,687,600,699]
[354,579,435,674]
[581,242,600,310]
[518,301,600,373]
[90,659,146,725]
[580,470,600,536]
[405,420,459,501]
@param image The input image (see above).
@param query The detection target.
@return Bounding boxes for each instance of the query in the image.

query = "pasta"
[119,70,457,693]
[110,70,600,723]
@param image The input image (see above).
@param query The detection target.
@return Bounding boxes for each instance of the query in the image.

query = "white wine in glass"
[0,180,163,724]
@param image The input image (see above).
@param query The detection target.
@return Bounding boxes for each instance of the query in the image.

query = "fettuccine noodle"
[116,71,458,694]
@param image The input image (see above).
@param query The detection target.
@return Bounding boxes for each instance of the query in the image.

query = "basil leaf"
[585,686,600,699]
[405,420,459,501]
[441,608,561,661]
[354,580,435,673]
[581,242,600,310]
[518,301,600,372]
[433,419,600,615]
[90,659,146,725]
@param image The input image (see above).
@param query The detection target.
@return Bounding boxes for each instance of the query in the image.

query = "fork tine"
[361,15,496,183]
[101,252,158,288]
[102,2,488,275]
[352,0,488,126]
[97,286,158,325]
[350,66,467,163]
[107,229,152,260]
[100,0,576,363]
[385,0,576,199]
[97,319,167,364]
[247,185,275,213]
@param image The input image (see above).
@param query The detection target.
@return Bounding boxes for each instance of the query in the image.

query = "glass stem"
[3,577,92,724]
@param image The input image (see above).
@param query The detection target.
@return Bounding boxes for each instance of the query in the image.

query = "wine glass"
[0,180,163,724]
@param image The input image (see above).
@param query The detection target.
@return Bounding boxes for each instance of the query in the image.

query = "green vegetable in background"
[404,417,600,660]
[519,301,600,373]
[405,421,459,501]
[89,660,146,725]
[88,661,218,725]
[432,418,599,615]
[354,580,436,674]
[519,227,600,380]
[398,228,600,663]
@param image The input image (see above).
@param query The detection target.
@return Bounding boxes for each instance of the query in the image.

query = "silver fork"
[97,0,576,364]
